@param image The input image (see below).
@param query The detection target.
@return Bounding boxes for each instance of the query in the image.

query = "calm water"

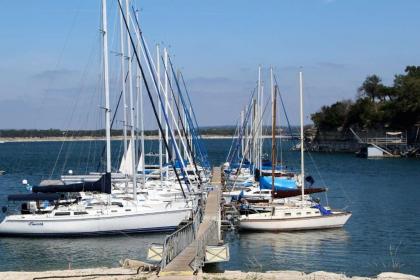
[0,139,419,276]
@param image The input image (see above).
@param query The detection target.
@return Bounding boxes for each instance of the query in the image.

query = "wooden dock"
[211,166,222,185]
[159,167,223,277]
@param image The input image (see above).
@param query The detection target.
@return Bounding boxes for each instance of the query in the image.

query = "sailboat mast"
[102,0,111,174]
[260,83,264,170]
[246,106,250,161]
[271,75,277,197]
[138,73,146,186]
[257,66,261,171]
[119,3,128,163]
[156,45,163,186]
[164,48,169,177]
[183,94,188,160]
[240,109,245,158]
[135,10,146,186]
[125,0,137,202]
[252,98,256,173]
[299,71,305,201]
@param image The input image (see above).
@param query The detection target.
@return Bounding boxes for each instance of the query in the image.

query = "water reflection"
[221,229,351,273]
[0,234,166,271]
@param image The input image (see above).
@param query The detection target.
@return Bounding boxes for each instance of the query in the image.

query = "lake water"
[0,139,419,276]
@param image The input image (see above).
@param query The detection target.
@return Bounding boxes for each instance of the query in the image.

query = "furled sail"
[119,141,134,176]
[119,140,144,175]
[137,152,144,172]
[272,187,326,199]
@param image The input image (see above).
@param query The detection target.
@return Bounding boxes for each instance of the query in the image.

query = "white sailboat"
[239,70,351,231]
[0,0,194,236]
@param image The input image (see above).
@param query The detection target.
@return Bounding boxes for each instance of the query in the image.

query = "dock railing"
[191,219,219,271]
[366,137,407,145]
[160,206,203,270]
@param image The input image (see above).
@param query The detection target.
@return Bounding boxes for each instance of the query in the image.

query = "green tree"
[312,66,420,131]
[358,74,386,102]
[389,66,420,128]
[311,100,352,130]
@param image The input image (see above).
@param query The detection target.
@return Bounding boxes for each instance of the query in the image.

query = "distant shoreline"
[0,135,293,143]
[0,135,229,143]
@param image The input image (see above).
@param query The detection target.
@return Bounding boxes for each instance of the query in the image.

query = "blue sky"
[0,0,419,129]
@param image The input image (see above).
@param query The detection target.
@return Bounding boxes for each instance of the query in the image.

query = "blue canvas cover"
[174,159,189,168]
[230,162,251,169]
[312,204,332,215]
[259,176,297,191]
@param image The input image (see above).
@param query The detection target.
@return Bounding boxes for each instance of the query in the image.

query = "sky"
[0,0,419,129]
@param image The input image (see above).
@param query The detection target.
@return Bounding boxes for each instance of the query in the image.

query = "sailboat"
[239,70,351,231]
[0,0,194,236]
[223,67,315,205]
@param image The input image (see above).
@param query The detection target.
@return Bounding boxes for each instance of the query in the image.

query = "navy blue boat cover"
[32,172,111,194]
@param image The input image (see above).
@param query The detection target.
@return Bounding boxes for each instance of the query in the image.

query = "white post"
[125,0,137,202]
[299,71,305,202]
[102,0,111,174]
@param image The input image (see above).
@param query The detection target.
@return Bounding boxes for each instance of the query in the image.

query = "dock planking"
[210,166,222,185]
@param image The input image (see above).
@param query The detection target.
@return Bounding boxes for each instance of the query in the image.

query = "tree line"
[311,66,420,131]
[0,129,157,138]
[0,126,299,138]
[0,128,235,138]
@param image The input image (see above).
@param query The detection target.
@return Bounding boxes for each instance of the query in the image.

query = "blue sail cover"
[164,159,189,169]
[312,204,332,215]
[230,162,251,169]
[260,164,289,171]
[259,176,297,191]
[261,160,272,168]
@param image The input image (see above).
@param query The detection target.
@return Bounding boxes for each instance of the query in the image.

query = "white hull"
[0,208,191,236]
[240,212,351,231]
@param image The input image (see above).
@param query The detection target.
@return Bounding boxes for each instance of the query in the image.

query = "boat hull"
[239,212,351,231]
[0,209,191,236]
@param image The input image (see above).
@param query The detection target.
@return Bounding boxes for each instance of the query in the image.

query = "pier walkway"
[159,167,223,277]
